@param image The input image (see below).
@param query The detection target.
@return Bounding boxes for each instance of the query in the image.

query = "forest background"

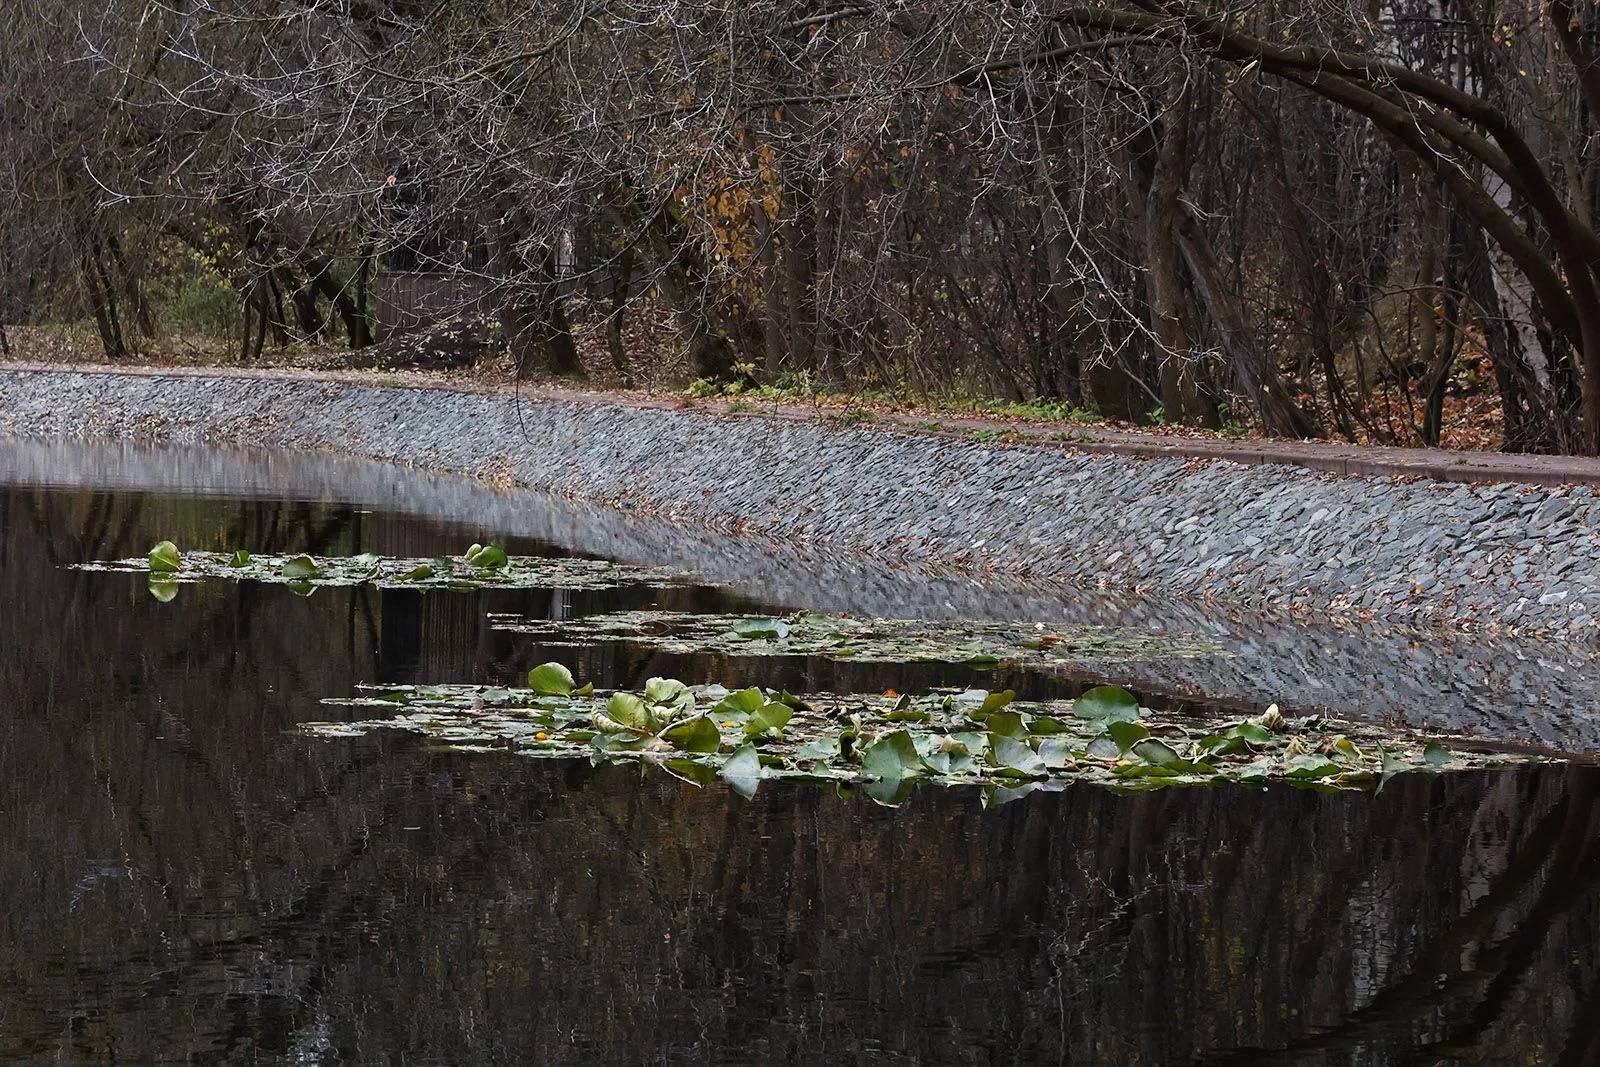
[2,1,1597,453]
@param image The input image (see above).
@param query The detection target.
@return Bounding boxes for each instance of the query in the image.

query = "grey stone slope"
[3,367,1595,637]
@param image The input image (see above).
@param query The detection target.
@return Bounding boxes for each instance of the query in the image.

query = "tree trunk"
[1458,216,1555,452]
[1174,203,1317,437]
[754,198,786,379]
[1412,179,1446,446]
[106,235,155,340]
[607,243,634,387]
[303,258,370,349]
[80,237,127,361]
[1132,83,1214,425]
[506,248,584,380]
[781,163,817,375]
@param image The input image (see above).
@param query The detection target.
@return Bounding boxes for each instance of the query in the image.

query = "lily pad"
[73,549,687,592]
[527,662,576,697]
[465,543,509,570]
[148,541,181,573]
[281,555,322,579]
[744,701,794,739]
[861,731,926,781]
[661,714,723,753]
[597,692,657,734]
[488,609,1221,668]
[731,617,791,640]
[991,735,1047,778]
[301,675,1545,807]
[718,743,765,798]
[1075,685,1143,723]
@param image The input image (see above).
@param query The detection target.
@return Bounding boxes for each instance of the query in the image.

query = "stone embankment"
[3,365,1598,637]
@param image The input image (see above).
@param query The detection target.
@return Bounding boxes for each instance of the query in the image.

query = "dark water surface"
[2,483,1598,1065]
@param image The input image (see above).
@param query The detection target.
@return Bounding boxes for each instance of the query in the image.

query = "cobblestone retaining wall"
[4,368,1597,637]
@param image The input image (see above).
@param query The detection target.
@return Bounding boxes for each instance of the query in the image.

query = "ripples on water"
[1,476,1596,1064]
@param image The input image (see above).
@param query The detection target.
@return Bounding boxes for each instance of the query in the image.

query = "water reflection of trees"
[1,489,1598,1062]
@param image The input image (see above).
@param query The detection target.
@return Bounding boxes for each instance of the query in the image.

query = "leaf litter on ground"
[487,609,1222,668]
[300,667,1547,806]
[74,542,689,594]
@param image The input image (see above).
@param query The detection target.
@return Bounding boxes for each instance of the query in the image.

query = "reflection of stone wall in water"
[6,438,1599,749]
[2,488,1600,1062]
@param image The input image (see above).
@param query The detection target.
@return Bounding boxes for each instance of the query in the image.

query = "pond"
[2,443,1598,1063]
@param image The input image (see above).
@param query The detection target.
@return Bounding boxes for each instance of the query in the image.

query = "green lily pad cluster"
[488,609,1221,667]
[300,666,1542,806]
[76,542,687,598]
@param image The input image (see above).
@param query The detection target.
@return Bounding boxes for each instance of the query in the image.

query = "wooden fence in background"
[373,273,497,341]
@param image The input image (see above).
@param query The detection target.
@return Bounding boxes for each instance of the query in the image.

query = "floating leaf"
[1131,738,1181,765]
[281,555,322,579]
[1114,758,1213,779]
[661,715,723,753]
[1199,722,1273,757]
[861,778,919,807]
[148,541,181,573]
[1086,737,1122,760]
[1380,748,1413,776]
[979,689,1017,714]
[713,687,766,720]
[661,758,718,787]
[1234,723,1273,745]
[1284,754,1343,779]
[923,737,982,775]
[796,737,842,762]
[744,702,794,738]
[1074,686,1141,722]
[1252,704,1288,731]
[718,743,764,797]
[490,609,1220,669]
[1331,737,1362,762]
[644,677,694,713]
[731,617,790,640]
[1106,719,1150,753]
[1037,738,1074,769]
[861,731,925,781]
[591,731,650,755]
[982,710,1030,739]
[991,735,1047,778]
[597,693,656,734]
[304,680,1543,803]
[983,783,1043,808]
[74,551,683,592]
[527,662,576,697]
[465,543,509,570]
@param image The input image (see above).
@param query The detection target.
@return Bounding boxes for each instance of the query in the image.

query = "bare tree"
[3,0,1594,450]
